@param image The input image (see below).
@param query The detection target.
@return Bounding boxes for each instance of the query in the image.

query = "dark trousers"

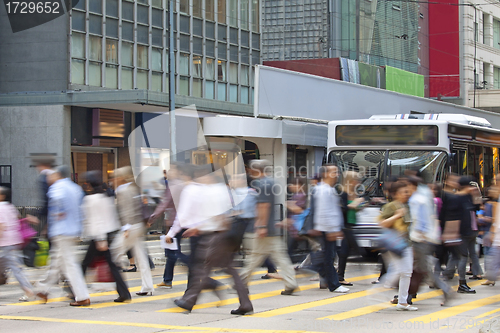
[181,233,252,311]
[163,232,190,283]
[81,232,131,299]
[304,232,341,291]
[337,227,360,281]
[187,236,219,291]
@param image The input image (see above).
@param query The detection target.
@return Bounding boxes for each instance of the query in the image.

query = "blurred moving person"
[239,160,298,295]
[173,165,253,315]
[110,166,154,296]
[378,181,415,311]
[36,165,90,306]
[80,171,131,303]
[0,187,36,301]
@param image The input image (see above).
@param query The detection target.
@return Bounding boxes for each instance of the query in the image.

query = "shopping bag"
[376,228,409,257]
[19,218,37,248]
[93,256,114,283]
[34,240,49,267]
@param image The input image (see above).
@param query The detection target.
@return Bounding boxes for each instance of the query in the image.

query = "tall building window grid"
[70,0,260,104]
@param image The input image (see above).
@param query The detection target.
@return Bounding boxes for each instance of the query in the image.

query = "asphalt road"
[0,244,498,333]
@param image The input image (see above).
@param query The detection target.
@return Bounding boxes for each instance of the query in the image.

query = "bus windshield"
[329,150,448,200]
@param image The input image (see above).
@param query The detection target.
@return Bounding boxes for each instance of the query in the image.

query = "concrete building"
[260,0,429,90]
[0,0,261,206]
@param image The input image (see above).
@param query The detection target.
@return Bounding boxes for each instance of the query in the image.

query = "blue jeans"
[163,233,189,283]
[304,232,340,291]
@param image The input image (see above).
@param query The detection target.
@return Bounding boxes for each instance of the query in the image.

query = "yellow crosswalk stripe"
[405,286,500,325]
[7,269,267,307]
[250,274,379,318]
[318,280,484,321]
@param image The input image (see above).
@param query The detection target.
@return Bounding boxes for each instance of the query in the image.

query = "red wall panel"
[263,58,341,80]
[428,0,460,98]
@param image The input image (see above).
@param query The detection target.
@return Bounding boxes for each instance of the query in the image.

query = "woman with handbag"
[378,181,416,311]
[0,187,36,301]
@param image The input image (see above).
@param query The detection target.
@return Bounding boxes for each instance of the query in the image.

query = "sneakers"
[396,304,418,311]
[157,281,172,289]
[332,285,349,293]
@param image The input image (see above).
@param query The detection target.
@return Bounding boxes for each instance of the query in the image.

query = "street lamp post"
[168,0,176,161]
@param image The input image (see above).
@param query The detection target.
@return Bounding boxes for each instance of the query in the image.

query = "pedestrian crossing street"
[1,266,500,332]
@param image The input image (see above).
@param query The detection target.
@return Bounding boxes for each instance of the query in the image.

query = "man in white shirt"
[305,164,349,293]
[173,165,253,315]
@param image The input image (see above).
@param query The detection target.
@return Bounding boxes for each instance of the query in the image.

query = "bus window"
[467,145,482,185]
[484,147,495,188]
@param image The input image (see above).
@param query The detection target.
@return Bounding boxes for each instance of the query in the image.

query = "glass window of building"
[137,45,148,68]
[152,0,162,8]
[106,64,118,88]
[122,67,133,89]
[240,65,249,85]
[179,76,189,95]
[218,24,227,41]
[252,50,259,65]
[72,11,86,31]
[229,0,237,27]
[206,40,215,57]
[137,69,148,89]
[206,58,215,80]
[152,72,162,91]
[252,33,259,49]
[122,22,134,41]
[106,18,119,38]
[494,66,500,89]
[230,27,238,43]
[206,21,215,39]
[217,82,226,100]
[72,33,85,58]
[106,39,118,63]
[152,28,163,47]
[218,42,227,60]
[74,0,85,10]
[193,18,203,36]
[494,19,500,50]
[71,59,85,84]
[106,0,118,16]
[206,81,215,99]
[251,0,258,32]
[89,0,102,14]
[218,0,226,24]
[89,14,102,35]
[240,0,249,30]
[121,42,133,66]
[241,47,249,64]
[180,0,188,14]
[193,37,203,54]
[193,78,202,97]
[89,36,102,61]
[152,8,163,27]
[122,1,134,21]
[230,45,238,62]
[193,55,202,77]
[137,0,147,4]
[193,0,202,18]
[152,48,162,71]
[218,60,226,81]
[229,62,238,83]
[241,86,249,104]
[179,53,190,75]
[137,5,149,24]
[241,31,249,47]
[89,62,102,86]
[206,0,214,21]
[180,34,190,52]
[137,25,149,44]
[180,15,190,33]
[229,84,237,102]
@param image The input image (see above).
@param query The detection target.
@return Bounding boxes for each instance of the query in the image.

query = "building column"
[485,62,494,90]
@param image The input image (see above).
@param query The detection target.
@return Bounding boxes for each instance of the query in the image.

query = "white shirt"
[313,182,343,233]
[81,193,121,241]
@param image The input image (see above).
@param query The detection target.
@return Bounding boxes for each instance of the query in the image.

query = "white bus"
[327,113,500,251]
